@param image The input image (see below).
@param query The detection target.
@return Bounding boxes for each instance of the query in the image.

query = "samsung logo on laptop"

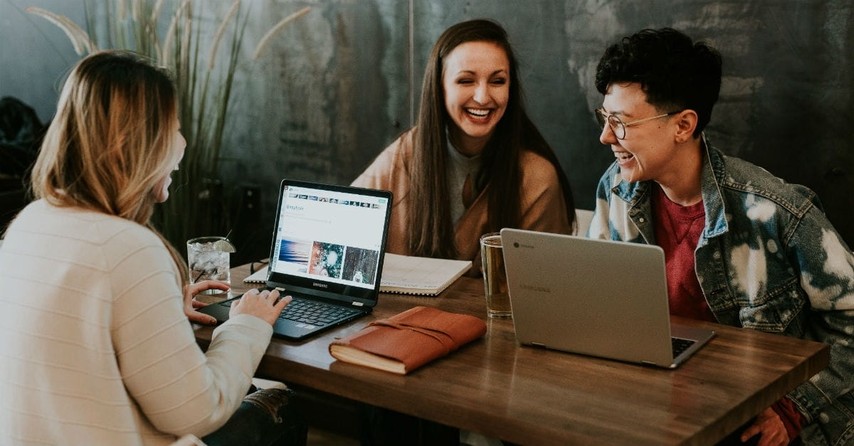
[313,282,328,289]
[520,284,551,293]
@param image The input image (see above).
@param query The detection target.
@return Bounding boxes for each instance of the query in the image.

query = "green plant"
[28,0,309,252]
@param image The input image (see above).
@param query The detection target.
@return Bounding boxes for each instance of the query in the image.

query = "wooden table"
[195,263,830,445]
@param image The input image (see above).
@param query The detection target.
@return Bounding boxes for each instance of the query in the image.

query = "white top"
[0,200,273,445]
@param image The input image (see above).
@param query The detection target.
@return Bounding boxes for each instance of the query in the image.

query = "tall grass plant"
[28,0,309,252]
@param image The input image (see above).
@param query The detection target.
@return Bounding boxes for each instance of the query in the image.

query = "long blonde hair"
[31,50,188,279]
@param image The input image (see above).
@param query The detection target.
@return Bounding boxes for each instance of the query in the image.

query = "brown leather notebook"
[328,306,487,375]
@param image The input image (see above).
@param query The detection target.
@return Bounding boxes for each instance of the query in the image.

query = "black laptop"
[199,179,392,340]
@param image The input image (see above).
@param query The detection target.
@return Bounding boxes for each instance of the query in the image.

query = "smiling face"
[442,40,510,156]
[599,82,682,184]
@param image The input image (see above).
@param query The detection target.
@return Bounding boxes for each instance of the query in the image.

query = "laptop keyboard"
[671,337,696,358]
[278,298,361,327]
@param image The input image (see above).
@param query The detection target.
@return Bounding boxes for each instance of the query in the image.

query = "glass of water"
[480,232,511,318]
[187,236,234,294]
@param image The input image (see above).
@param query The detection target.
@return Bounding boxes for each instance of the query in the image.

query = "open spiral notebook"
[245,253,471,296]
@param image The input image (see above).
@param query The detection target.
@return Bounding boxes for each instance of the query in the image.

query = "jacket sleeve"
[784,205,854,422]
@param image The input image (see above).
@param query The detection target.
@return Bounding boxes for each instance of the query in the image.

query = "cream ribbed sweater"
[0,200,272,445]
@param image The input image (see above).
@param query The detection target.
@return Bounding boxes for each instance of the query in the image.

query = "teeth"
[467,109,489,117]
[615,152,633,160]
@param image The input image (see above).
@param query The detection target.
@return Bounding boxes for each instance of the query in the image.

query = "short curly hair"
[595,28,722,137]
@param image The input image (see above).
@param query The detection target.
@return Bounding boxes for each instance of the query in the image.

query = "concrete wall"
[3,0,852,260]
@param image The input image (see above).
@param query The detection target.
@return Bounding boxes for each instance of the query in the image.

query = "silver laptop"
[200,179,392,340]
[500,228,714,369]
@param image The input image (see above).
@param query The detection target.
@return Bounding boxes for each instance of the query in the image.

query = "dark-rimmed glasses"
[594,108,680,140]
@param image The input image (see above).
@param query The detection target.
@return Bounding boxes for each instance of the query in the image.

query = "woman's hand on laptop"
[183,280,230,325]
[231,288,292,326]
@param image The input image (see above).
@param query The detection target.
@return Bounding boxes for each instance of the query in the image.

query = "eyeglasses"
[594,108,680,140]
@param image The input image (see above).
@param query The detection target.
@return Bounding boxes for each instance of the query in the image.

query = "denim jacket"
[588,138,854,446]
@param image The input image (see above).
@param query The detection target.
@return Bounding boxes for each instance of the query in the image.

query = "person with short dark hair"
[589,28,854,446]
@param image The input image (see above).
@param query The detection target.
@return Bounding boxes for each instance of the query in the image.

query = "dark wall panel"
[2,0,851,258]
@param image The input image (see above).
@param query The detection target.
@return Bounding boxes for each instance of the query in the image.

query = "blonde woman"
[0,51,305,446]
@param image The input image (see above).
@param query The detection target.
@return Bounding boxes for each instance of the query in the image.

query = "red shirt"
[652,185,715,322]
[652,185,802,441]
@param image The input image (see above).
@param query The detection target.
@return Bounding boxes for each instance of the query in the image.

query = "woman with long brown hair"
[354,19,575,263]
[354,19,576,444]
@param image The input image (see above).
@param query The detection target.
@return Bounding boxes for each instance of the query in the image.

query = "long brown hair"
[31,50,188,280]
[409,19,575,258]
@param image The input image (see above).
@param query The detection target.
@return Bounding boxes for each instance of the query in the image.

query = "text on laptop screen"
[270,184,389,290]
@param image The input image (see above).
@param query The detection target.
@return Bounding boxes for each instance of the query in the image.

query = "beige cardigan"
[0,200,272,445]
[353,129,572,263]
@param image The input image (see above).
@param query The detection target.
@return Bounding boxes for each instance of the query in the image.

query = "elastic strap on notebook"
[368,320,455,353]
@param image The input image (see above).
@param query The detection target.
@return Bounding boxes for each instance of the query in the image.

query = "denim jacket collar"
[610,134,729,246]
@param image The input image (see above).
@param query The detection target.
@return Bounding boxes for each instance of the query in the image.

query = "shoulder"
[377,129,416,161]
[4,201,177,297]
[384,128,416,163]
[518,149,552,166]
[52,202,171,271]
[714,149,781,184]
[516,150,567,202]
[514,149,573,233]
[711,148,820,214]
[518,149,560,182]
[352,129,414,186]
[70,208,166,262]
[12,200,160,250]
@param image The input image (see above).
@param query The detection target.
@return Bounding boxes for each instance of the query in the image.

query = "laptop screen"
[266,179,392,304]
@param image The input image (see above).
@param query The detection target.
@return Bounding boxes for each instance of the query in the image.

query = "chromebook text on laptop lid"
[500,228,714,369]
[200,179,392,341]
